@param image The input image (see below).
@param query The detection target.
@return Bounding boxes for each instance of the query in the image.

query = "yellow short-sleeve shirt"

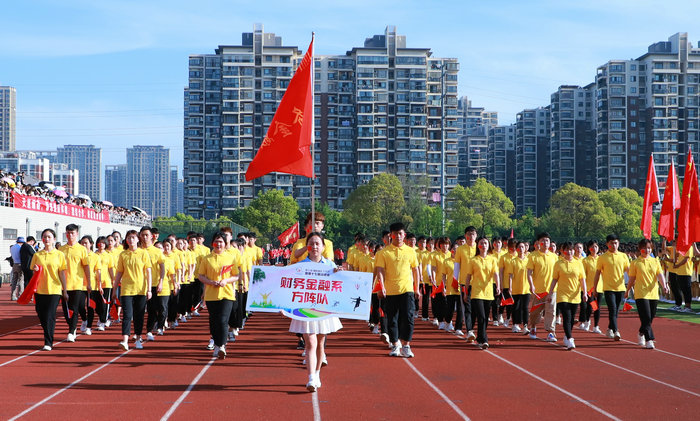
[440,257,458,295]
[60,244,89,291]
[581,255,600,293]
[31,249,67,295]
[454,243,476,283]
[85,252,101,290]
[159,253,178,296]
[375,244,418,296]
[96,251,114,288]
[509,256,531,295]
[198,252,238,301]
[553,259,585,304]
[629,257,663,300]
[674,246,695,276]
[290,238,333,264]
[596,251,629,292]
[526,251,557,294]
[466,255,497,300]
[117,248,152,296]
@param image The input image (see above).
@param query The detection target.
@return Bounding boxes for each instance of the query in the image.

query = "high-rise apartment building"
[104,164,127,208]
[549,84,596,194]
[50,163,79,195]
[457,97,497,187]
[126,146,170,217]
[56,145,101,200]
[184,25,459,217]
[487,124,516,203]
[0,86,16,151]
[0,151,50,181]
[515,107,551,216]
[170,166,184,216]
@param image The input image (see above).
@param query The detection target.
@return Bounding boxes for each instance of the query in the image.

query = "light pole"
[431,62,446,235]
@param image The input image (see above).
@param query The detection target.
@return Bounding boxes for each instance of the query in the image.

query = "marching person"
[593,234,630,341]
[509,241,531,334]
[549,242,587,350]
[465,236,501,349]
[60,224,91,342]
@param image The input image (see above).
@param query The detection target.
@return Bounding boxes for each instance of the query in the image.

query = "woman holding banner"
[288,232,342,393]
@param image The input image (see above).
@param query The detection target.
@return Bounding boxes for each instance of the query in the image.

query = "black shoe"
[297,339,305,350]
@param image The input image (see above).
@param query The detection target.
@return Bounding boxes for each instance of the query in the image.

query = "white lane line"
[0,324,40,337]
[160,356,217,421]
[618,337,700,364]
[403,359,470,420]
[311,390,321,421]
[572,349,700,397]
[8,350,130,421]
[486,350,621,420]
[0,335,76,368]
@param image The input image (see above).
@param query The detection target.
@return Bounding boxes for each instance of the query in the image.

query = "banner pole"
[310,32,316,232]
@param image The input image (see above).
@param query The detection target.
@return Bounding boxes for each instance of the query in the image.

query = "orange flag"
[245,37,314,181]
[278,222,300,247]
[622,302,633,312]
[17,266,43,305]
[640,155,660,239]
[658,161,681,241]
[590,300,599,312]
[677,148,700,254]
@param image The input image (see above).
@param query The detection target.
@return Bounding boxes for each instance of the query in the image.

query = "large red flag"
[278,222,300,247]
[657,161,680,241]
[640,155,660,239]
[676,148,700,254]
[245,37,314,181]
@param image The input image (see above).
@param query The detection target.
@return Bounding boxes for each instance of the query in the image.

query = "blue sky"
[2,0,700,170]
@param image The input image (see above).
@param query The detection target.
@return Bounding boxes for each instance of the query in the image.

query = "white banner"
[246,262,373,321]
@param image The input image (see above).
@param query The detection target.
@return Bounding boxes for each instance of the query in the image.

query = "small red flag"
[451,278,459,290]
[509,228,514,239]
[534,291,548,300]
[372,281,382,294]
[278,222,300,247]
[88,298,96,309]
[500,296,514,306]
[622,302,633,312]
[245,37,315,181]
[658,161,681,240]
[431,282,445,298]
[531,302,545,311]
[379,307,385,318]
[220,265,234,277]
[590,300,599,312]
[17,266,43,305]
[640,155,660,239]
[110,304,119,320]
[676,148,700,254]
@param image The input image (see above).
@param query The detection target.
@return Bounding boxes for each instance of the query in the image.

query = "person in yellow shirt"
[112,229,153,351]
[489,236,506,327]
[580,241,602,333]
[346,233,364,271]
[509,241,531,333]
[423,237,440,326]
[549,242,587,350]
[175,237,194,327]
[415,236,431,321]
[106,234,122,324]
[199,232,240,359]
[593,234,630,341]
[142,227,166,342]
[80,235,103,337]
[30,228,68,351]
[94,236,115,331]
[437,239,461,334]
[454,226,478,341]
[668,241,698,313]
[526,232,559,342]
[465,236,501,349]
[498,238,517,329]
[432,237,451,330]
[290,212,334,264]
[60,224,91,343]
[625,239,670,349]
[376,222,421,358]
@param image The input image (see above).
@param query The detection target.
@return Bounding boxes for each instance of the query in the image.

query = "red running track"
[0,293,698,420]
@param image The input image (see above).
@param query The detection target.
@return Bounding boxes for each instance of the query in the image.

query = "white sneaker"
[42,345,52,351]
[645,340,655,349]
[180,315,188,323]
[66,333,76,342]
[233,328,239,336]
[119,341,129,351]
[446,322,455,332]
[400,345,414,358]
[206,338,215,350]
[432,319,439,326]
[681,307,694,313]
[192,310,201,316]
[306,375,318,392]
[146,332,155,341]
[556,315,562,325]
[566,338,576,350]
[493,320,500,326]
[614,331,621,341]
[502,319,510,328]
[80,321,87,332]
[380,333,390,344]
[164,321,169,329]
[606,329,615,339]
[421,317,428,321]
[218,345,226,359]
[479,342,489,350]
[546,332,557,342]
[105,320,112,328]
[85,328,92,336]
[529,329,537,339]
[389,345,401,357]
[578,323,586,330]
[512,325,522,333]
[228,330,235,340]
[593,326,602,334]
[302,350,306,357]
[638,334,646,347]
[498,315,504,325]
[371,325,380,334]
[466,331,476,343]
[438,321,446,330]
[670,305,681,311]
[321,357,328,366]
[563,337,570,348]
[97,323,105,331]
[455,329,465,336]
[135,339,143,349]
[173,319,179,327]
[522,326,530,335]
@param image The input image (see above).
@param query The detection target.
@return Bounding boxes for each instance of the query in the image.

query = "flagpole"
[310,32,316,232]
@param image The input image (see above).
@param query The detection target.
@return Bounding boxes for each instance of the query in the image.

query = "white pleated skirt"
[289,317,343,335]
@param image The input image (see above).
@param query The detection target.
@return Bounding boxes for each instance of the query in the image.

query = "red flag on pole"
[658,161,681,241]
[17,266,43,305]
[676,148,700,254]
[245,37,315,181]
[278,222,300,247]
[640,155,660,239]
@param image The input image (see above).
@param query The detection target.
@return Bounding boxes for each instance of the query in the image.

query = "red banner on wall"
[12,192,110,223]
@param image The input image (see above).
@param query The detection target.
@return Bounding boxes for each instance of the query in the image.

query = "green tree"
[411,205,444,237]
[342,173,406,239]
[234,189,299,245]
[446,178,514,237]
[514,208,540,241]
[542,183,613,241]
[598,188,645,242]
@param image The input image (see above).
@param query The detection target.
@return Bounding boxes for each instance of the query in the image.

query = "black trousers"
[490,284,501,320]
[676,275,692,308]
[668,273,682,306]
[168,291,179,322]
[62,290,86,334]
[558,302,577,339]
[121,295,147,337]
[385,292,415,343]
[370,293,381,325]
[87,290,106,328]
[35,294,60,347]
[462,286,474,331]
[604,290,624,332]
[232,290,247,329]
[471,298,491,344]
[500,288,513,320]
[207,299,233,347]
[227,298,240,328]
[178,283,191,315]
[445,294,464,329]
[635,298,658,341]
[432,293,446,322]
[147,294,169,331]
[421,284,432,319]
[101,288,112,323]
[512,294,530,325]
